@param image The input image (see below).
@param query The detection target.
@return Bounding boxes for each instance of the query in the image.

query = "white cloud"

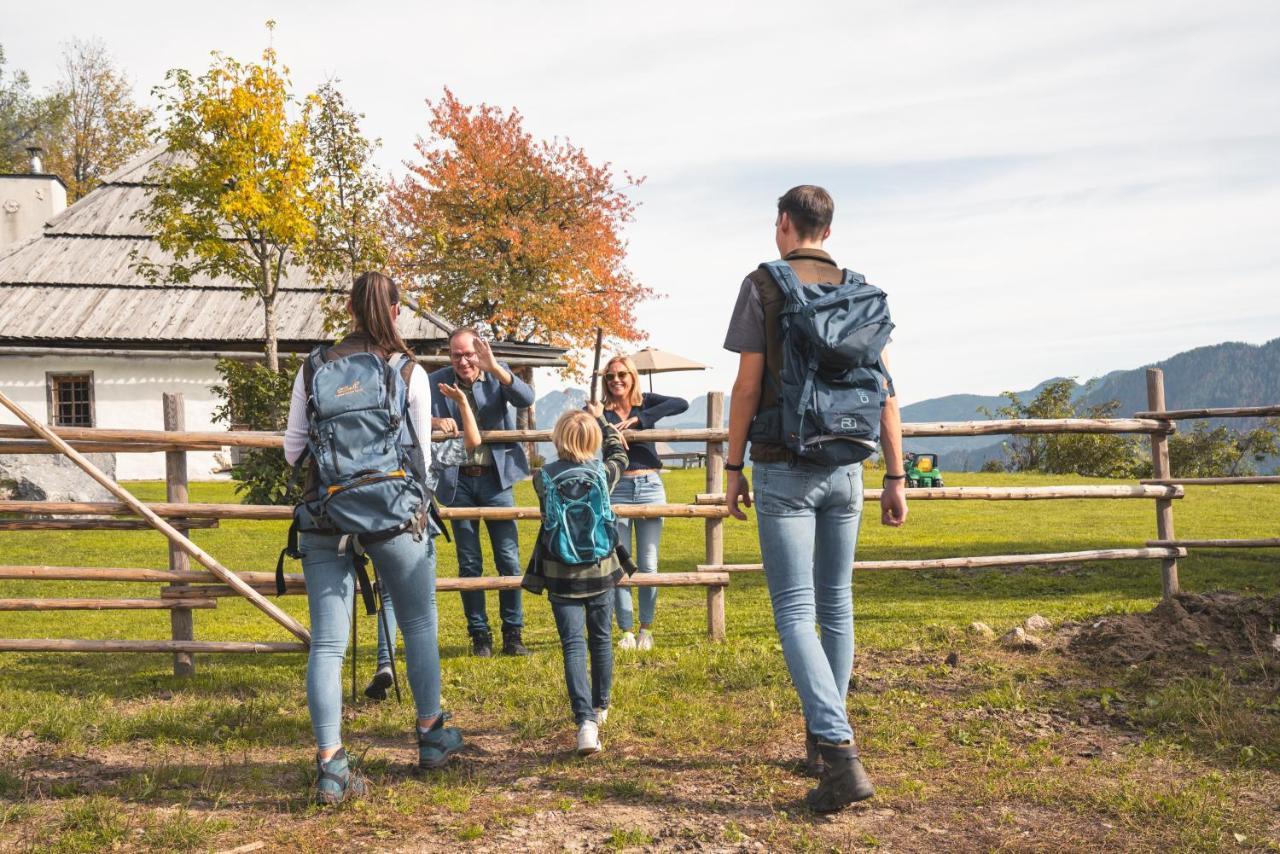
[6,0,1277,404]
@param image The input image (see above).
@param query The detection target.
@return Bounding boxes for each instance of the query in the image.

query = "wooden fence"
[0,368,1275,676]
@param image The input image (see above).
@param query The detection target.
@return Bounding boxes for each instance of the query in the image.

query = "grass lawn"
[0,468,1277,851]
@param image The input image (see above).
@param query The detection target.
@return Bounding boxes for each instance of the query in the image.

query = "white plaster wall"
[0,355,232,481]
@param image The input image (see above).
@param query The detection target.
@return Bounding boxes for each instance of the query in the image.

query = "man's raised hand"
[473,337,500,374]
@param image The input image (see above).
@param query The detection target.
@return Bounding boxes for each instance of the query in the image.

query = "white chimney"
[0,147,67,251]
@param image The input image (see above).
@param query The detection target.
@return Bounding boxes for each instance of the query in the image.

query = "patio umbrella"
[624,347,708,392]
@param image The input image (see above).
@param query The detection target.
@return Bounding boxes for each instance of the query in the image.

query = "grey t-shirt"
[723,277,765,354]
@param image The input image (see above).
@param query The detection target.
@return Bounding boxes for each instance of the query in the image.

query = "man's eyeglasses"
[603,372,629,381]
[450,352,478,363]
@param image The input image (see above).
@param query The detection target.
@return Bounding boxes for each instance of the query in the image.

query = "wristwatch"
[725,462,745,472]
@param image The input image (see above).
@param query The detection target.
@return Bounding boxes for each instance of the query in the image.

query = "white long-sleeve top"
[283,360,433,473]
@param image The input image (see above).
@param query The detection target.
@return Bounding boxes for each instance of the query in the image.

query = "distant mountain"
[532,338,1280,472]
[534,388,588,429]
[901,338,1280,472]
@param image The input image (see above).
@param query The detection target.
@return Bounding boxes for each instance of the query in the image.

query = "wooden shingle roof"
[0,146,471,352]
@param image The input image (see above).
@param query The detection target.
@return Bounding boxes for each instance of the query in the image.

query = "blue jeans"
[611,473,665,630]
[753,460,864,745]
[450,468,523,636]
[300,531,441,750]
[373,563,438,669]
[549,592,614,724]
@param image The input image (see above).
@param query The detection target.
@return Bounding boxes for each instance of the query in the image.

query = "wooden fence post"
[164,393,195,676]
[703,392,726,641]
[516,366,538,463]
[1146,368,1179,599]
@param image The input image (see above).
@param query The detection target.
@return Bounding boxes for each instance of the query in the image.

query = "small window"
[46,372,95,427]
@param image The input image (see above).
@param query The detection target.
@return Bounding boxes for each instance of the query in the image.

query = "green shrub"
[211,356,301,505]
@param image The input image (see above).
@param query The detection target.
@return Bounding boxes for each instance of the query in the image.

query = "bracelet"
[882,473,906,481]
[724,462,745,473]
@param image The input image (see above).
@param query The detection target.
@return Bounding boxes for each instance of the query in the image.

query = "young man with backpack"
[430,328,537,657]
[722,186,908,813]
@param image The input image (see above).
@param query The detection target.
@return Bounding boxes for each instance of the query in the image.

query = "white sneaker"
[637,629,654,651]
[577,720,601,755]
[617,631,636,651]
[594,707,609,726]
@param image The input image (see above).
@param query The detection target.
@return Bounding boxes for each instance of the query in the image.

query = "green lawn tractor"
[904,452,944,488]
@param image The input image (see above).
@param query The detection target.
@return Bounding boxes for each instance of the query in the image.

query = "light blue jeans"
[611,473,665,630]
[753,460,864,745]
[549,591,614,724]
[301,531,441,750]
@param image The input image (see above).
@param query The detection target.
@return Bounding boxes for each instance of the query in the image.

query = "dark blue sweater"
[602,392,690,471]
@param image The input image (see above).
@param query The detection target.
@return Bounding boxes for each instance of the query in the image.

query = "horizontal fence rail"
[694,485,1184,503]
[0,416,1176,455]
[699,546,1188,574]
[0,639,307,654]
[1148,538,1280,549]
[1141,476,1280,486]
[0,500,729,521]
[1134,405,1280,420]
[158,571,731,600]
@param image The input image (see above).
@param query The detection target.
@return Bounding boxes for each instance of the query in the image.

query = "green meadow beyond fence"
[0,368,1276,677]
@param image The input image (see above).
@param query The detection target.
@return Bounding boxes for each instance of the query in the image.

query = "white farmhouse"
[0,147,560,484]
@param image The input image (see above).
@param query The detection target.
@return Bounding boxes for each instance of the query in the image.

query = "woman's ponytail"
[351,271,414,357]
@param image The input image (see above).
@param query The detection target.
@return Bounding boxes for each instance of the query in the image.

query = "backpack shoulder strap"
[303,345,328,394]
[397,353,417,386]
[760,260,803,302]
[841,268,867,286]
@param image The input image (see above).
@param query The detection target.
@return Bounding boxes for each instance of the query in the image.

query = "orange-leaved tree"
[388,89,651,373]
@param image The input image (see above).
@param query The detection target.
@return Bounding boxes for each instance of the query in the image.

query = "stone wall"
[0,453,116,502]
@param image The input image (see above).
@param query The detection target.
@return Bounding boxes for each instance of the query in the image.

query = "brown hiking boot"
[805,741,874,812]
[803,728,824,777]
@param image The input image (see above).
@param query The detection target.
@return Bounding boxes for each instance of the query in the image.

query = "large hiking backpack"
[538,461,618,566]
[276,346,428,609]
[755,260,895,466]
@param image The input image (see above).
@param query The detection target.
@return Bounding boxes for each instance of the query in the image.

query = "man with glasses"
[430,327,536,657]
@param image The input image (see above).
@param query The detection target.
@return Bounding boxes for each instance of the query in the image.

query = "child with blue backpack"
[524,403,630,754]
[281,271,466,804]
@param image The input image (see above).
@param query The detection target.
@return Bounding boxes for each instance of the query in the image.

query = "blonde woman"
[600,355,688,650]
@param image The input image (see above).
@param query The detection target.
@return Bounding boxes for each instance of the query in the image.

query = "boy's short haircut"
[553,411,602,463]
[777,185,834,240]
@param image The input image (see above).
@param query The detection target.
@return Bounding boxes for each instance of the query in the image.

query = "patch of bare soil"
[1066,592,1280,671]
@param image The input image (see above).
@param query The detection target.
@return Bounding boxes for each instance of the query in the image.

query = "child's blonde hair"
[553,410,602,463]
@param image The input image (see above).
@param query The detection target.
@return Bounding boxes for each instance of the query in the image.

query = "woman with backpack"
[525,403,630,755]
[283,271,463,804]
[600,355,688,651]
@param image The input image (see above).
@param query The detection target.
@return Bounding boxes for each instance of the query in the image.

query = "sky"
[6,1,1279,405]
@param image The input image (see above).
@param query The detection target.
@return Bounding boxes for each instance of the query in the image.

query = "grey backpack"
[277,346,427,609]
[751,260,895,465]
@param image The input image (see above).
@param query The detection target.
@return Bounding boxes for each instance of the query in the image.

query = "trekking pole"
[374,579,403,704]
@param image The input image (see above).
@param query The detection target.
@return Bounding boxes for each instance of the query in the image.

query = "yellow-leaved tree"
[134,29,318,373]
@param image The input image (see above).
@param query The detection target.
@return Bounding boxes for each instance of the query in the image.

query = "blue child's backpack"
[538,461,618,566]
[755,260,895,466]
[277,346,428,610]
